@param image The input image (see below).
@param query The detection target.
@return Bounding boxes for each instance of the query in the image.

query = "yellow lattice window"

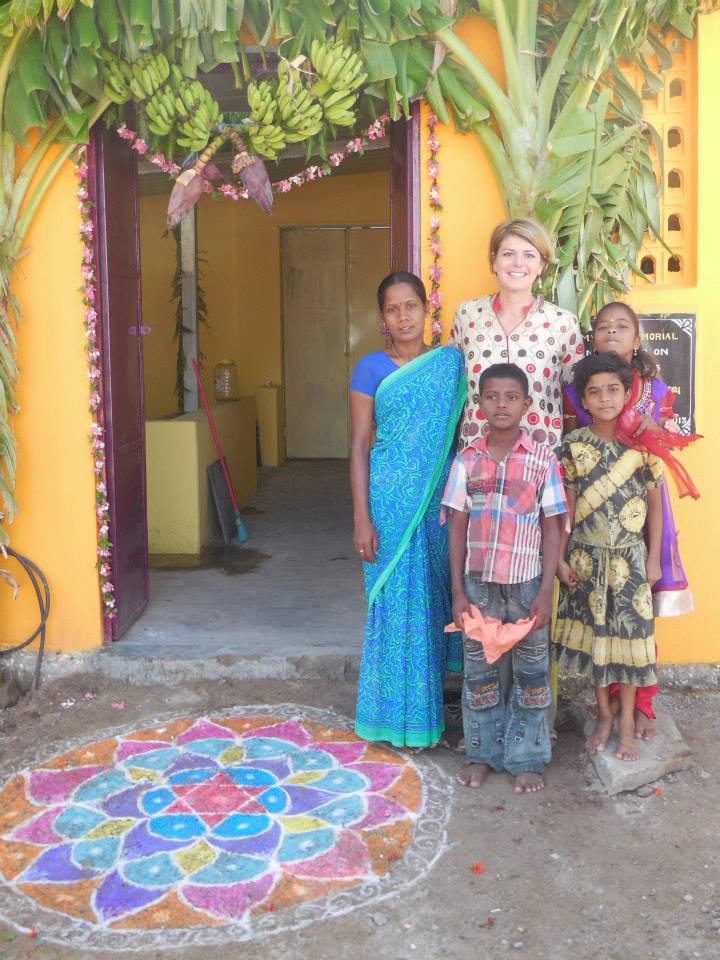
[626,34,697,288]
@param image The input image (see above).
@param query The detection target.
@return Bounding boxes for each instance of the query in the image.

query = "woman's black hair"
[593,302,657,378]
[479,362,529,397]
[574,351,634,406]
[376,271,428,310]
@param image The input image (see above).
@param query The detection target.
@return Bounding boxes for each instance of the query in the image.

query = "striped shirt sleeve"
[540,451,568,517]
[442,454,470,512]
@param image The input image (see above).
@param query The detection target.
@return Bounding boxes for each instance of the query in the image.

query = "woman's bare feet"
[633,710,656,741]
[513,771,545,794]
[586,715,613,753]
[456,763,492,788]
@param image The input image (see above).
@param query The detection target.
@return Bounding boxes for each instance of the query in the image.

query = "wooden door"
[282,227,389,458]
[91,123,149,638]
[282,228,348,458]
[346,226,390,374]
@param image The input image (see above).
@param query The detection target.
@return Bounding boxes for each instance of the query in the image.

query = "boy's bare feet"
[586,715,612,753]
[456,763,492,788]
[513,771,544,794]
[633,710,656,741]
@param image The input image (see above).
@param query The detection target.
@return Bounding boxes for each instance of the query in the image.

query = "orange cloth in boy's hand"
[444,606,537,665]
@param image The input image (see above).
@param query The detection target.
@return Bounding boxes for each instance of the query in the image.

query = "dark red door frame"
[389,101,421,274]
[90,123,149,641]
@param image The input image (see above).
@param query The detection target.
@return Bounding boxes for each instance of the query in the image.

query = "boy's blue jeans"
[462,575,551,775]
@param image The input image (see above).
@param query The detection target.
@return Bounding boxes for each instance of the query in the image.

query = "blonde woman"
[450,218,585,451]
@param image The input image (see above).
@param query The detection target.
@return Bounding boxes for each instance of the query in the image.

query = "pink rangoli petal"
[346,762,403,793]
[183,873,274,919]
[353,794,409,831]
[284,829,369,880]
[13,809,63,844]
[115,741,171,761]
[28,767,105,804]
[247,720,312,746]
[176,721,235,744]
[314,742,366,764]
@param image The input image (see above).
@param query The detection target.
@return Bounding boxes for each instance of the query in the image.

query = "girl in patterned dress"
[564,301,698,739]
[554,352,664,762]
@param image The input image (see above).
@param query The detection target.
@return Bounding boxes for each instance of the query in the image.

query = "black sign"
[638,313,696,434]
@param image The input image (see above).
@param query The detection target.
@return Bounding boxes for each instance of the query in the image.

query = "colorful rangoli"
[0,706,452,951]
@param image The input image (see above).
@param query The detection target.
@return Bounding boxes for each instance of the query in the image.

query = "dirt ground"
[0,673,718,960]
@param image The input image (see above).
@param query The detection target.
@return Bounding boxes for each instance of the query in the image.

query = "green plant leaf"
[360,38,397,81]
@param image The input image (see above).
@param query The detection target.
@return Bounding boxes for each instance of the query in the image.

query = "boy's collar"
[466,428,534,455]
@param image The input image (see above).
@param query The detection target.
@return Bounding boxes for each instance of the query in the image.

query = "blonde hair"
[489,218,554,271]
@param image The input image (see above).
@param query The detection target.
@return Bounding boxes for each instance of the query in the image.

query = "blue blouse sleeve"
[350,353,389,397]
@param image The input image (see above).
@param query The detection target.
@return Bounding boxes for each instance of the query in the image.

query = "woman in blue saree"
[350,272,466,748]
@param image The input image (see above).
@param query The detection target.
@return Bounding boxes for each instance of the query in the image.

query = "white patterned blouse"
[448,294,585,450]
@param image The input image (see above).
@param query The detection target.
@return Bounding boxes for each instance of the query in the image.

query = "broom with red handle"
[191,358,249,542]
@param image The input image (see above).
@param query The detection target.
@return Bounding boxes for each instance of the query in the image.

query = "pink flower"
[149,153,166,167]
[77,187,89,201]
[429,263,442,281]
[429,239,440,256]
[79,221,94,237]
[427,161,439,179]
[85,307,97,323]
[117,124,134,140]
[431,320,442,339]
[131,138,148,155]
[76,162,89,177]
[96,484,107,498]
[429,290,441,309]
[430,217,440,231]
[306,165,319,181]
[276,179,292,193]
[329,153,344,167]
[427,136,440,152]
[346,138,362,154]
[99,563,112,577]
[429,185,440,203]
[101,582,115,594]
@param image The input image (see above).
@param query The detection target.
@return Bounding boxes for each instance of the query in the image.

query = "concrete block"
[584,708,692,795]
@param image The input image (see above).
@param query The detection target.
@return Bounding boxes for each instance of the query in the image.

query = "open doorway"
[94,93,417,654]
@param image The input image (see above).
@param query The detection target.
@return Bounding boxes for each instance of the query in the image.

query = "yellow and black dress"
[553,427,663,688]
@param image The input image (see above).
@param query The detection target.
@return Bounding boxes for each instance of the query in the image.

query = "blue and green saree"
[355,346,466,747]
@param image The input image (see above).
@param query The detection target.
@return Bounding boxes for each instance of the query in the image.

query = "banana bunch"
[145,84,178,138]
[245,80,286,158]
[309,39,367,97]
[308,40,366,127]
[101,50,171,105]
[276,62,324,143]
[100,51,134,104]
[173,79,223,152]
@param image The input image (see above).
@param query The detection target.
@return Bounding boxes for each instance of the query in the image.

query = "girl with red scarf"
[563,302,700,740]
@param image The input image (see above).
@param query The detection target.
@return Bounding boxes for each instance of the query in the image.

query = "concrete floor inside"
[112,459,365,659]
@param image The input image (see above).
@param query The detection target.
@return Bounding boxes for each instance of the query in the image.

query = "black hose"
[0,548,50,689]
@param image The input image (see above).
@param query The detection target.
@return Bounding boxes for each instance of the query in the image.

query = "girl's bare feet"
[456,763,492,788]
[586,715,612,753]
[514,771,544,794]
[615,734,640,761]
[633,710,656,741]
[587,699,619,721]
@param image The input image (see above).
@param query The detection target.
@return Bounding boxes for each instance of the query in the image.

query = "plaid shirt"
[442,430,567,583]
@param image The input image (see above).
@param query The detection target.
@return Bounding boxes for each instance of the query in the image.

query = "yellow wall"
[146,397,257,555]
[140,171,390,418]
[0,148,103,653]
[421,16,719,665]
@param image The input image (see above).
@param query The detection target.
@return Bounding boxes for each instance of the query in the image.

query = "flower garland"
[116,115,389,201]
[75,147,116,623]
[426,112,442,346]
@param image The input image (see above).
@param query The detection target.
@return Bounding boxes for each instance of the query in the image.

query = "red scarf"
[615,371,701,500]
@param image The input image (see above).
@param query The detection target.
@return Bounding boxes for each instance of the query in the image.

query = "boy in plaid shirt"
[443,363,567,794]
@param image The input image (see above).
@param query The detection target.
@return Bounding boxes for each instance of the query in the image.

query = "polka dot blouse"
[448,294,585,450]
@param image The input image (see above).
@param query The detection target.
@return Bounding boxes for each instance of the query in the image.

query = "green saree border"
[367,351,466,609]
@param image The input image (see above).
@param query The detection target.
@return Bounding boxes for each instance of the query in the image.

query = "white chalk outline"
[0,703,455,952]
